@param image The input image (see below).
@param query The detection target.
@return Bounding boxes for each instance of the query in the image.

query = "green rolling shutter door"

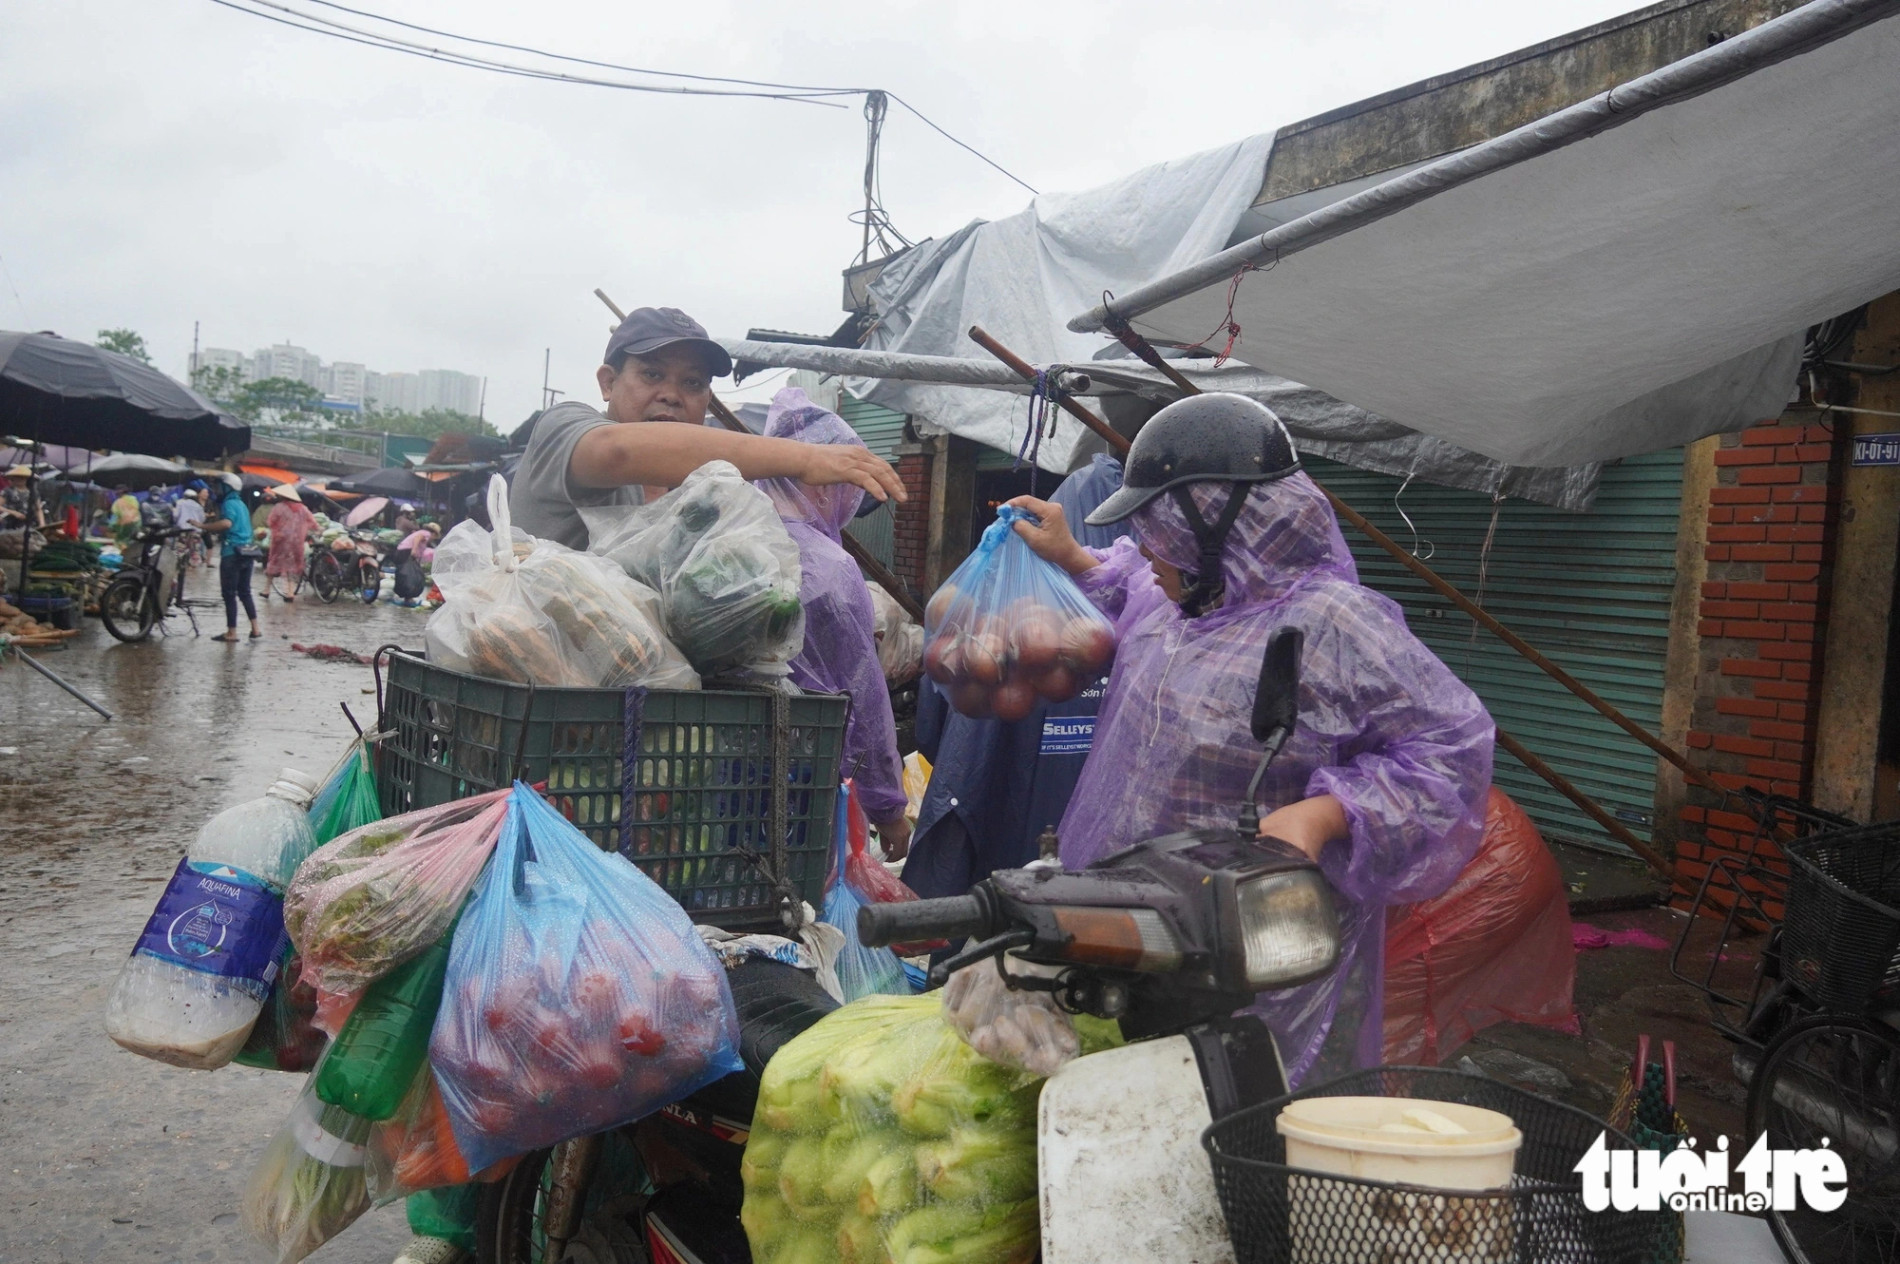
[838,395,905,570]
[1303,451,1684,854]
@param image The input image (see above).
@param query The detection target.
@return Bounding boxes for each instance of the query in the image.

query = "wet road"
[0,588,429,1264]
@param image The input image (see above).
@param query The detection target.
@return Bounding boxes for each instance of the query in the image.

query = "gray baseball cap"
[603,307,733,377]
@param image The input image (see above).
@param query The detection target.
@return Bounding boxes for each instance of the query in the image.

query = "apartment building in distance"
[188,342,483,417]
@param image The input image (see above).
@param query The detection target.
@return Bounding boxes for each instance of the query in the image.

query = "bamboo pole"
[593,288,927,623]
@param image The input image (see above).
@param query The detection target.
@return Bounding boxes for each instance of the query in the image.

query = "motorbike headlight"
[1235,869,1340,988]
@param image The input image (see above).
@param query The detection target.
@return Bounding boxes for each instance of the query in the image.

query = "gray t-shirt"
[510,402,644,550]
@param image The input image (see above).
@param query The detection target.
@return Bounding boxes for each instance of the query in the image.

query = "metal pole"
[1092,315,1725,800]
[9,645,113,720]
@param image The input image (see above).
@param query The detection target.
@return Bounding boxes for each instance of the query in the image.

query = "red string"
[1182,261,1263,367]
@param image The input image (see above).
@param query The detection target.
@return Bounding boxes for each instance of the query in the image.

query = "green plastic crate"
[375,651,848,929]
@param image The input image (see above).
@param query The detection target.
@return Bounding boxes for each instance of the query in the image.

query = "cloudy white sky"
[2,0,1639,432]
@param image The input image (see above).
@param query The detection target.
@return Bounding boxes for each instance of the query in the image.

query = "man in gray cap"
[511,306,903,549]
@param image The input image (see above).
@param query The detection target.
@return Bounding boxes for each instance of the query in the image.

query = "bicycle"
[99,524,210,641]
[296,539,349,604]
[1671,789,1900,1263]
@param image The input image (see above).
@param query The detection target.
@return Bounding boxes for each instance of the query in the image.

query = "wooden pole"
[1089,315,1725,799]
[967,326,1131,457]
[594,287,928,624]
[1495,728,1670,879]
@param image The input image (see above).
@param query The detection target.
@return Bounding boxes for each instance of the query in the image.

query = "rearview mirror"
[1250,627,1304,748]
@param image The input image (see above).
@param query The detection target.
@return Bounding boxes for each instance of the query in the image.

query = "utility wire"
[298,0,859,95]
[208,0,852,103]
[206,0,1040,193]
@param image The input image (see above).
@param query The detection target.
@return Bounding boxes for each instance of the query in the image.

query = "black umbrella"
[0,331,250,461]
[333,466,430,498]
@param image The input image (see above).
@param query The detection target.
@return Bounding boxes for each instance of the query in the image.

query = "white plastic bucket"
[1274,1097,1523,1264]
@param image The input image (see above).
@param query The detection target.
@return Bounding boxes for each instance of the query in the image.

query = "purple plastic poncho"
[756,388,907,824]
[1059,470,1494,1083]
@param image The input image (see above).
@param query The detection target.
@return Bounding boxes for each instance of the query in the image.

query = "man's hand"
[875,814,912,862]
[799,442,907,506]
[1257,794,1349,862]
[1003,496,1096,576]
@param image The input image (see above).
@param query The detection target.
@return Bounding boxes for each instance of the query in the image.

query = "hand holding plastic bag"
[923,506,1115,720]
[428,475,697,689]
[284,788,511,1033]
[584,461,805,677]
[942,954,1081,1079]
[430,785,743,1174]
[242,1054,372,1264]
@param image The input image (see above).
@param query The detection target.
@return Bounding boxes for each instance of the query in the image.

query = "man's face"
[595,345,715,426]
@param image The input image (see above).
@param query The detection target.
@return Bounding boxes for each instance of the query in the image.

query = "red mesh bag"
[1383,788,1577,1064]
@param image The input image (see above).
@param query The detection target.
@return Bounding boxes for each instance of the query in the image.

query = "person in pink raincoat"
[262,485,319,601]
[1007,394,1495,1085]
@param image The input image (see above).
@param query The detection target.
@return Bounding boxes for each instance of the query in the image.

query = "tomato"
[577,1055,625,1090]
[991,680,1037,723]
[1011,609,1062,671]
[948,680,995,719]
[618,1014,668,1057]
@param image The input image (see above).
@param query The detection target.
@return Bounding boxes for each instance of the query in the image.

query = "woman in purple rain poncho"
[755,387,912,857]
[1008,394,1494,1085]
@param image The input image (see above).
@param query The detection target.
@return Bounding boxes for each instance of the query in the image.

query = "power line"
[205,0,1040,192]
[207,0,852,103]
[298,0,860,95]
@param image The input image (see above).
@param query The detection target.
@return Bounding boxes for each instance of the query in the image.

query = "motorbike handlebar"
[857,893,995,948]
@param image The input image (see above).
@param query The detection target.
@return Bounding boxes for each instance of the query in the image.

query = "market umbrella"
[332,466,428,499]
[297,484,345,515]
[78,453,195,490]
[345,496,390,528]
[0,331,249,460]
[3,443,96,470]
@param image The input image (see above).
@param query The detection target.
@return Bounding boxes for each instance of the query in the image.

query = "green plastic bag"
[311,743,382,847]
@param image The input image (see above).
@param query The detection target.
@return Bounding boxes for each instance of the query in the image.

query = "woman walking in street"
[204,474,261,642]
[262,485,318,601]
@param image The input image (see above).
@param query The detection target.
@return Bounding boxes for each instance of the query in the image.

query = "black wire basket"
[1781,819,1900,1012]
[1203,1067,1670,1264]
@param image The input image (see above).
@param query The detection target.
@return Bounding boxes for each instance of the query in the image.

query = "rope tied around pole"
[1179,255,1273,367]
[1012,367,1060,496]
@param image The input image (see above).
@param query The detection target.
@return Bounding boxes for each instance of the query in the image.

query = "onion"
[925,583,958,631]
[1011,609,1062,672]
[964,632,1005,686]
[922,636,956,685]
[1036,664,1081,703]
[1060,616,1115,674]
[991,680,1037,723]
[949,680,995,719]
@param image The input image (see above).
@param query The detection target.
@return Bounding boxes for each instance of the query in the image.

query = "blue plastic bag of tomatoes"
[429,784,742,1173]
[922,506,1116,720]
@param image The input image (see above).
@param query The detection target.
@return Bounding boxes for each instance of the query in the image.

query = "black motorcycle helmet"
[1085,393,1301,617]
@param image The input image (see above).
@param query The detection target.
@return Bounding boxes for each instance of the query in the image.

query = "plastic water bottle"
[105,767,322,1069]
[314,935,452,1120]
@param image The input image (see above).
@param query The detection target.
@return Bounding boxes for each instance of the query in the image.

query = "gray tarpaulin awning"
[1070,0,1900,467]
[719,336,1603,507]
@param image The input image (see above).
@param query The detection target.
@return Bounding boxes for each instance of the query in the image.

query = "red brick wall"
[1676,420,1842,898]
[892,450,932,594]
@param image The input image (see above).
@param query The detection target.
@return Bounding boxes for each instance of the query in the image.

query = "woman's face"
[1139,543,1185,603]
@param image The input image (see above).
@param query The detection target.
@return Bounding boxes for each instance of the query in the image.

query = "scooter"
[476,627,1340,1264]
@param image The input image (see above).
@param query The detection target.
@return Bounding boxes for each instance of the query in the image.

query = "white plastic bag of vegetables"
[583,461,805,678]
[242,1052,373,1264]
[427,474,699,690]
[739,992,1120,1264]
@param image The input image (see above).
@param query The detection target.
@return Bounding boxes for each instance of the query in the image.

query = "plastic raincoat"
[1060,470,1493,1083]
[755,389,906,824]
[265,500,318,578]
[905,455,1132,899]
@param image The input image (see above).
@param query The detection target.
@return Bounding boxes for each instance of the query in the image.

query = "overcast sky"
[2,0,1640,432]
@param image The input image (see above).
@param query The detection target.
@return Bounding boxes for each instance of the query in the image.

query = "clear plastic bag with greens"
[583,460,805,677]
[241,1053,373,1264]
[284,788,511,1034]
[428,474,698,690]
[740,992,1120,1264]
